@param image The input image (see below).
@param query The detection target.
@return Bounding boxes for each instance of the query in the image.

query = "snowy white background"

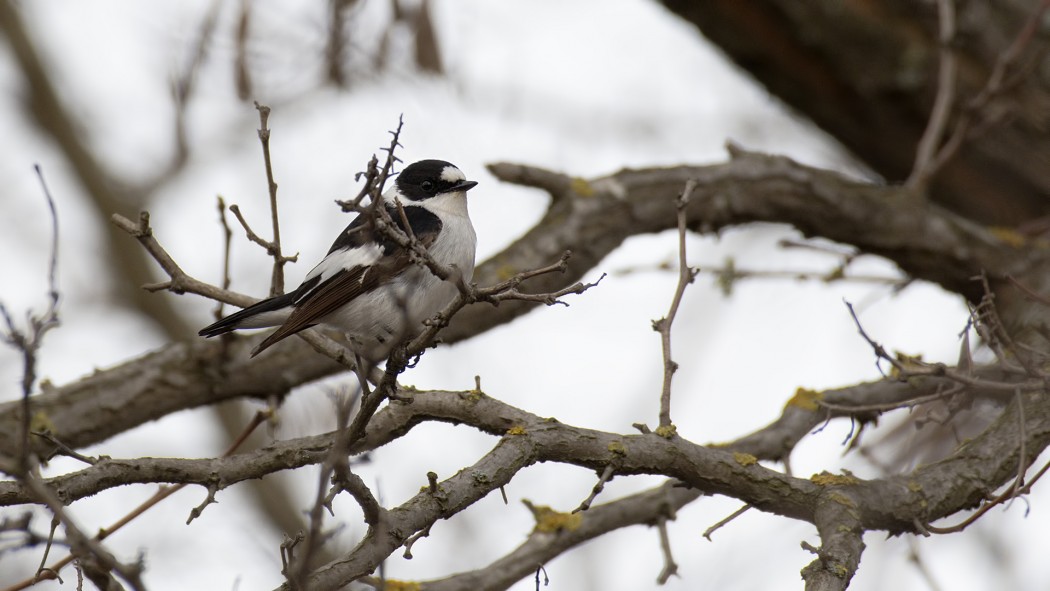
[1,1,1046,590]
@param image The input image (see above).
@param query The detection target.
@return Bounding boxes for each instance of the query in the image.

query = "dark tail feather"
[249,320,317,357]
[198,291,298,338]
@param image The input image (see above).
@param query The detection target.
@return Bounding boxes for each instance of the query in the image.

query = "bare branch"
[213,196,234,320]
[925,0,1050,182]
[702,504,751,541]
[111,211,254,305]
[4,411,271,589]
[573,464,615,513]
[907,0,957,192]
[255,102,292,296]
[0,165,62,473]
[654,513,678,584]
[652,179,699,431]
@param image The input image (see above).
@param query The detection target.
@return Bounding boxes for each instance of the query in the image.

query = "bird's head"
[390,159,478,203]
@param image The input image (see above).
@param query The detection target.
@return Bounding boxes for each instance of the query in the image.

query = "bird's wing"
[251,204,442,356]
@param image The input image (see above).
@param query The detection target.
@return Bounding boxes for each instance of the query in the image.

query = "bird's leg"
[351,353,373,398]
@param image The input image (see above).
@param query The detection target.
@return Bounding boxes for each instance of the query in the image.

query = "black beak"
[450,180,478,192]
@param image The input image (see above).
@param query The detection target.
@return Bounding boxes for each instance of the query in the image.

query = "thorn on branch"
[403,523,433,560]
[801,540,823,554]
[185,483,219,524]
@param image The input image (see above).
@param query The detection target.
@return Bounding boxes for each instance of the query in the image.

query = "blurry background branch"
[0,2,191,338]
[0,0,453,567]
[661,0,1050,226]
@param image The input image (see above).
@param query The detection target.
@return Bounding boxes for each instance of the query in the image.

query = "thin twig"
[844,300,906,376]
[289,386,372,588]
[3,410,272,590]
[214,196,234,320]
[907,0,956,191]
[31,431,98,465]
[906,537,944,591]
[228,203,274,253]
[34,516,59,582]
[920,399,1048,535]
[573,464,615,513]
[653,179,699,431]
[655,515,678,584]
[1006,389,1027,505]
[702,505,751,541]
[1005,274,1050,307]
[926,0,1050,178]
[20,470,146,590]
[255,102,290,296]
[0,165,61,473]
[170,0,220,172]
[617,262,906,289]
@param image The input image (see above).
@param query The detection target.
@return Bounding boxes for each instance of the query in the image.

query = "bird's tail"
[198,291,297,338]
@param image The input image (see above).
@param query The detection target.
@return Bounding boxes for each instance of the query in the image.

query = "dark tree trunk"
[661,0,1050,226]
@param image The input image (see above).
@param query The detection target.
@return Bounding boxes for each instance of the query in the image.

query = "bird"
[198,159,478,362]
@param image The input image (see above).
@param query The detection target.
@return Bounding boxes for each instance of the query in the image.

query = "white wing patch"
[304,242,384,283]
[440,165,465,183]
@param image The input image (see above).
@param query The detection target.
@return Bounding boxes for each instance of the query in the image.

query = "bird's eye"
[421,180,435,193]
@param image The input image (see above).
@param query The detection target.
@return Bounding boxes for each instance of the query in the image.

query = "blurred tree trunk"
[662,0,1050,226]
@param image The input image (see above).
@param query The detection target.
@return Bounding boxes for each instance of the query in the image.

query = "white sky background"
[1,1,1047,590]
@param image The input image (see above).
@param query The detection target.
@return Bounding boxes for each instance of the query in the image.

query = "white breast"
[323,191,476,361]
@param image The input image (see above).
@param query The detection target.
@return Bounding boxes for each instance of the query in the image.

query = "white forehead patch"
[440,165,465,183]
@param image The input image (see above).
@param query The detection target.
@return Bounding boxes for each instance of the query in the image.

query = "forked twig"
[655,514,678,584]
[0,165,61,471]
[918,0,1050,183]
[255,102,295,296]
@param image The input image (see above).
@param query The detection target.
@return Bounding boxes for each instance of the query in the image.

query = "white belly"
[323,208,476,361]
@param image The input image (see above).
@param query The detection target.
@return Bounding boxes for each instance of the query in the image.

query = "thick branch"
[4,385,1045,537]
[4,152,1046,460]
[416,481,698,591]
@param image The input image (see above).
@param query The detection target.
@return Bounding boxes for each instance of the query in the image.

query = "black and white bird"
[199,159,478,361]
